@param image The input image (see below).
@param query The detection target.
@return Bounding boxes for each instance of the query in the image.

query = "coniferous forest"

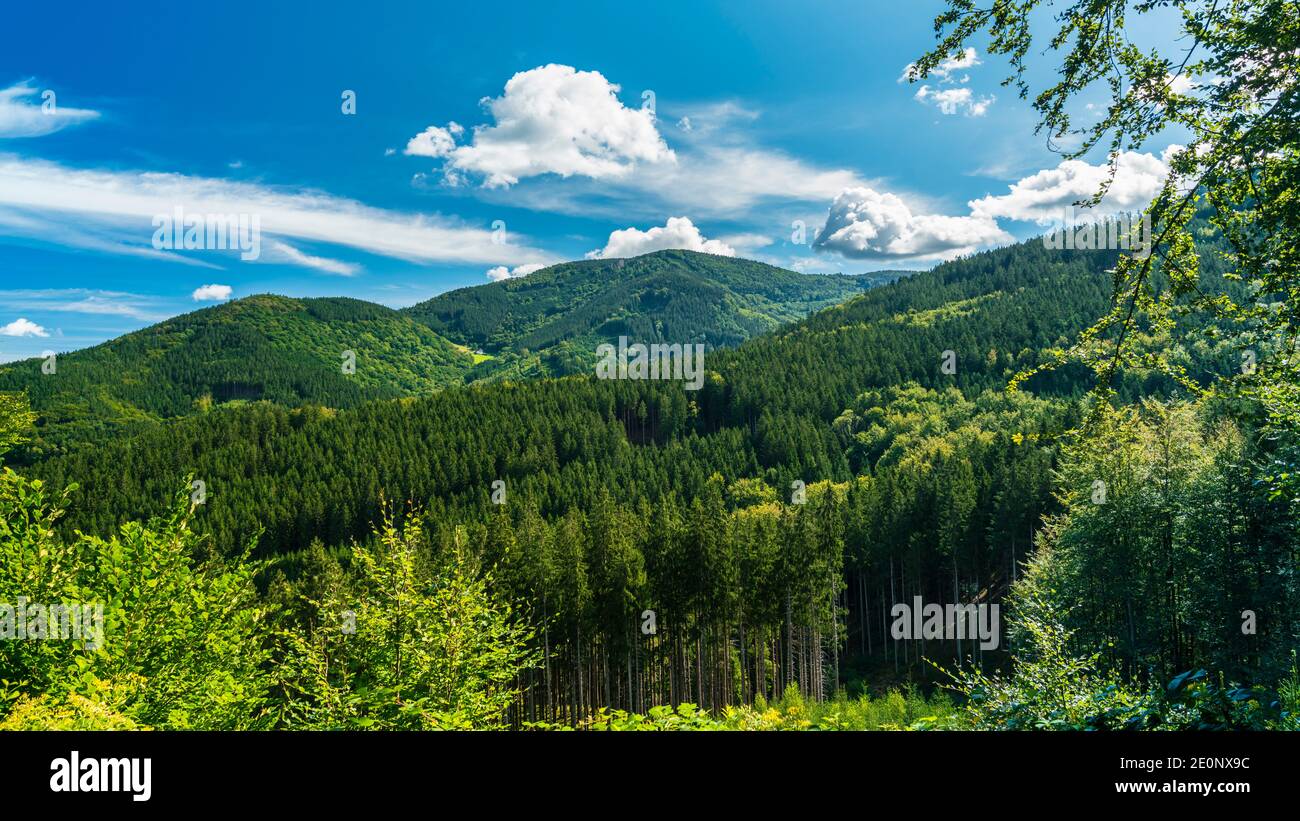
[1,0,1297,747]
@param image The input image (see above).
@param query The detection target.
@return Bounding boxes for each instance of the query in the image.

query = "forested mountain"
[0,295,480,458]
[5,0,1295,738]
[30,237,1123,551]
[402,250,906,378]
[25,229,1291,727]
[0,254,900,458]
[4,224,1295,730]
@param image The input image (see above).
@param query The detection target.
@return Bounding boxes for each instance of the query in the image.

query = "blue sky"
[0,0,1185,361]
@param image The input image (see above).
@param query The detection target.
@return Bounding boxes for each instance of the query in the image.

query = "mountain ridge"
[0,251,906,457]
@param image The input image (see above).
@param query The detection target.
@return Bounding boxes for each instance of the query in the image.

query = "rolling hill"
[0,294,479,458]
[1,252,905,457]
[402,250,908,378]
[26,235,1138,550]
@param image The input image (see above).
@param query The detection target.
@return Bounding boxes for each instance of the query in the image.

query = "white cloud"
[0,205,225,268]
[406,65,674,188]
[714,232,772,255]
[192,284,232,301]
[649,145,868,213]
[0,155,552,269]
[0,288,169,321]
[900,48,981,83]
[0,82,99,138]
[402,82,865,222]
[404,122,462,158]
[1167,73,1198,95]
[587,217,736,259]
[267,240,359,276]
[486,262,546,282]
[813,187,1010,261]
[497,143,872,222]
[969,149,1173,223]
[669,101,760,137]
[0,317,48,337]
[915,85,994,116]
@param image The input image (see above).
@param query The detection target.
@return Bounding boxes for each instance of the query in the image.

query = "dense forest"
[3,219,1296,730]
[0,295,478,458]
[3,0,1298,732]
[405,250,903,380]
[0,252,894,460]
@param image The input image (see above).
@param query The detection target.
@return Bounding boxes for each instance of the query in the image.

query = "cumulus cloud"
[813,187,1010,261]
[404,122,462,158]
[0,82,99,138]
[0,317,48,337]
[900,48,981,83]
[486,262,546,282]
[812,148,1176,265]
[587,217,736,259]
[405,65,674,188]
[969,149,1174,223]
[403,85,868,221]
[192,284,233,301]
[915,85,994,116]
[0,155,551,269]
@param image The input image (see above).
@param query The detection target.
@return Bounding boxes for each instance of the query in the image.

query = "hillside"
[402,250,907,378]
[29,236,1132,550]
[1,253,903,457]
[0,295,478,458]
[16,228,1292,730]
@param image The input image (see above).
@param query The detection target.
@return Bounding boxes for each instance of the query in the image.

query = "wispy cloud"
[899,47,982,84]
[0,155,554,271]
[267,241,360,276]
[914,85,995,117]
[0,82,99,138]
[0,288,172,322]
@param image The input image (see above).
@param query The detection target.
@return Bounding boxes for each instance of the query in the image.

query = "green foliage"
[27,236,1131,556]
[0,392,35,456]
[2,206,1292,730]
[1026,399,1297,684]
[578,685,955,731]
[0,472,274,729]
[918,1,1299,437]
[938,573,1147,730]
[940,590,1298,730]
[273,506,537,730]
